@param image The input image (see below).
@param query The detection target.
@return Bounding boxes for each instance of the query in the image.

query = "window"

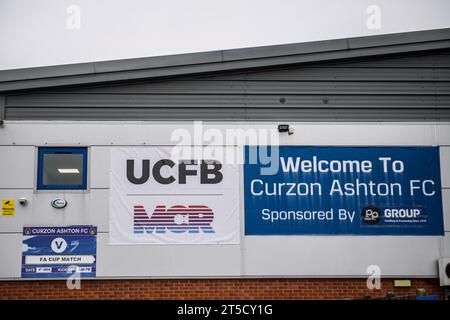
[37,147,87,190]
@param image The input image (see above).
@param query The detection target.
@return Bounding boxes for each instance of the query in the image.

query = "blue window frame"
[37,147,88,190]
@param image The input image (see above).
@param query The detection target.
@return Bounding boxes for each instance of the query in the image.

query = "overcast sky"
[1,0,449,70]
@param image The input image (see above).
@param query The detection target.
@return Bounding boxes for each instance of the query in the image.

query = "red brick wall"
[0,278,443,300]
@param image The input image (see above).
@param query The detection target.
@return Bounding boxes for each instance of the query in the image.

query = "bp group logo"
[361,205,425,226]
[361,206,381,225]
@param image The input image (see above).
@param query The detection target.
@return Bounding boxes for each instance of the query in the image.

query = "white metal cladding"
[0,121,449,279]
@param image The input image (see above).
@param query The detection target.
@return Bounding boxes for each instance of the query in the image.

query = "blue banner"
[244,146,444,235]
[21,225,97,278]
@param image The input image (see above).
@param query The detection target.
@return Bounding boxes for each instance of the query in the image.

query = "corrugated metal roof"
[1,28,450,92]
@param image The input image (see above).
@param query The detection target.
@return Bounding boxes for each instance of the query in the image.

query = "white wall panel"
[0,234,22,278]
[90,146,110,189]
[443,189,450,232]
[0,189,109,233]
[440,147,450,188]
[436,125,450,145]
[96,233,241,277]
[0,121,442,146]
[243,236,441,277]
[440,233,450,257]
[282,123,436,146]
[0,233,445,279]
[0,121,449,280]
[0,146,35,188]
[0,189,33,232]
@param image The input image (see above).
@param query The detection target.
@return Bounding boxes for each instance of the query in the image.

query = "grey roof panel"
[1,27,450,93]
[0,63,95,83]
[93,51,224,73]
[221,39,349,61]
[348,28,450,49]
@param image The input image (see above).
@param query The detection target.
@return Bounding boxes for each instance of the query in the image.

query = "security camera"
[278,124,294,135]
[288,127,294,135]
[18,198,28,205]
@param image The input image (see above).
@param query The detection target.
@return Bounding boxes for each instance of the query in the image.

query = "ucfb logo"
[133,205,215,234]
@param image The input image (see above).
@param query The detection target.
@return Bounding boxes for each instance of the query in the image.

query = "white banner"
[109,147,240,244]
[25,255,96,265]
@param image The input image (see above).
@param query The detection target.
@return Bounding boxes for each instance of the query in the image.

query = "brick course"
[0,278,443,300]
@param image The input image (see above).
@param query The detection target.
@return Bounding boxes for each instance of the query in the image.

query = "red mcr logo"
[133,205,215,234]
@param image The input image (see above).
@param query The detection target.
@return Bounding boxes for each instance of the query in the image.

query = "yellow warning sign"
[1,199,15,217]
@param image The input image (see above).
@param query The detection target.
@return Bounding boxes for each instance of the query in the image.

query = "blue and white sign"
[22,225,97,278]
[244,146,444,236]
